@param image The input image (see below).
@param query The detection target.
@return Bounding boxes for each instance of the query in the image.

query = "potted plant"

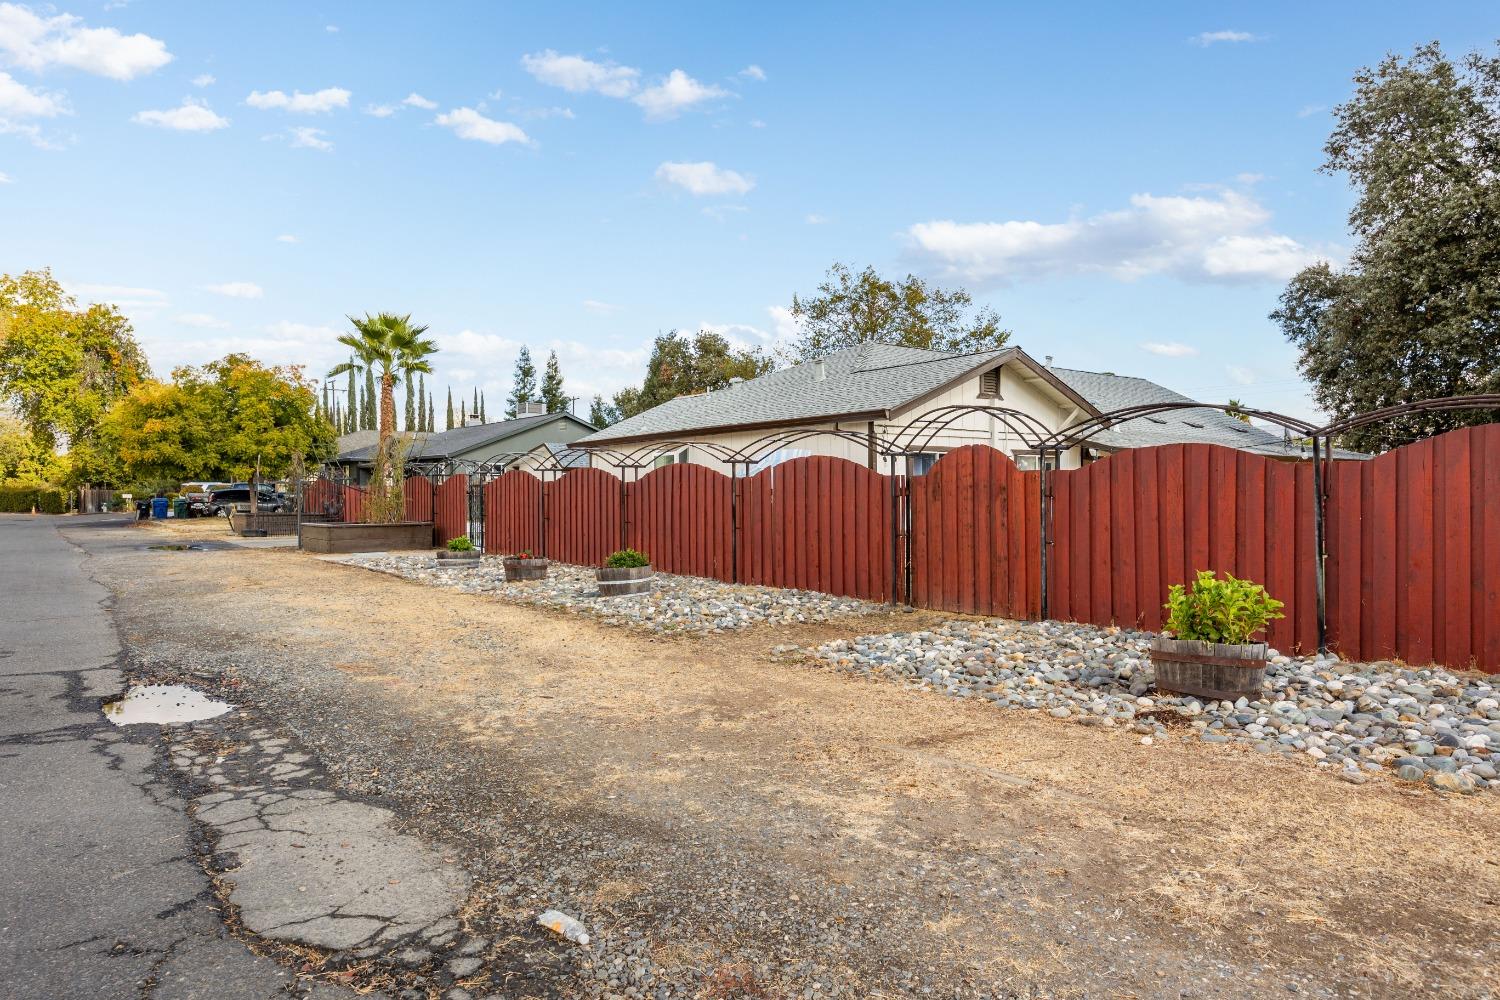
[597,548,653,597]
[1151,570,1285,700]
[436,535,482,565]
[503,547,549,581]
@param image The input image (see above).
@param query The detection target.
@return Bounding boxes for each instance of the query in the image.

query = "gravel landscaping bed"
[343,553,877,633]
[799,619,1500,794]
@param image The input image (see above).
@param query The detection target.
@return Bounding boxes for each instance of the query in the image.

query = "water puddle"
[103,684,232,726]
[148,543,207,551]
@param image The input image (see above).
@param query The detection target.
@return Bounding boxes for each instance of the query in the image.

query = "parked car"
[183,491,217,517]
[207,486,286,516]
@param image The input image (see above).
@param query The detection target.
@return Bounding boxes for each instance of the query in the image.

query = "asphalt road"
[0,514,302,1000]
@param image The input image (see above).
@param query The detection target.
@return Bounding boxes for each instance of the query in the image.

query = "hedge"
[0,484,70,514]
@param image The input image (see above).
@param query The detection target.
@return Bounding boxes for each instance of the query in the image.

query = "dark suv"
[207,486,285,516]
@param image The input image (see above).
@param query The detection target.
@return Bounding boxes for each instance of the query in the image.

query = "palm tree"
[327,313,438,446]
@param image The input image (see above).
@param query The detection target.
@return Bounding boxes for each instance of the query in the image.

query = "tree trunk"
[379,372,397,443]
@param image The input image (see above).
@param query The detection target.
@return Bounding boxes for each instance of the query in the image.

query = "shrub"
[604,547,650,569]
[446,535,475,551]
[0,483,69,514]
[1164,570,1284,645]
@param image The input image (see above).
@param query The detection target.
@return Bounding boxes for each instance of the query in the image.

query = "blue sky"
[2,2,1495,422]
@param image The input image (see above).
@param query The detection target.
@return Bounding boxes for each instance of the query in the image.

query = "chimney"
[523,400,547,415]
[1044,355,1054,368]
[812,359,827,383]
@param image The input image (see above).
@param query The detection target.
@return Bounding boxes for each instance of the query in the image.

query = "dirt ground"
[100,519,1500,998]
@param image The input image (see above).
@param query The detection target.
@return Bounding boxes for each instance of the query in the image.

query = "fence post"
[1312,435,1328,654]
[539,474,548,559]
[1038,452,1050,622]
[888,461,899,605]
[730,464,740,585]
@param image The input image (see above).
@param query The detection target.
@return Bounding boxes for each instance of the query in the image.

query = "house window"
[1014,451,1058,471]
[908,452,940,476]
[651,447,690,469]
[978,368,1002,399]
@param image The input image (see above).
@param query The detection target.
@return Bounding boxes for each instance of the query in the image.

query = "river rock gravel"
[342,554,877,633]
[798,618,1500,794]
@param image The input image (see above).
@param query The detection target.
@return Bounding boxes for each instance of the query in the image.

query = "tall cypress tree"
[417,375,427,431]
[345,365,357,434]
[362,368,377,431]
[445,388,454,430]
[404,375,415,431]
[479,391,486,423]
[427,397,435,434]
[540,350,565,412]
[505,347,537,417]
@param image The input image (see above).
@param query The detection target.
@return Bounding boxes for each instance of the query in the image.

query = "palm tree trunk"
[379,372,397,442]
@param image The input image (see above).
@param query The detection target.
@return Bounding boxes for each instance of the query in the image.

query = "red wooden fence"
[403,477,434,523]
[626,463,733,580]
[1326,424,1500,670]
[545,468,622,567]
[483,470,543,555]
[738,456,894,602]
[910,445,1040,620]
[299,424,1500,672]
[433,474,467,546]
[1048,444,1319,655]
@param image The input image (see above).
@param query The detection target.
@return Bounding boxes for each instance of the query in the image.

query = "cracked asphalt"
[0,513,328,999]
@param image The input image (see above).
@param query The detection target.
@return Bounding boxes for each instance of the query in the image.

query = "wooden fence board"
[544,468,621,567]
[483,470,542,555]
[433,474,467,546]
[625,464,733,580]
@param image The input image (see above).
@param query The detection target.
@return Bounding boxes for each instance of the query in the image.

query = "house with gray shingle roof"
[332,409,596,483]
[574,343,1325,473]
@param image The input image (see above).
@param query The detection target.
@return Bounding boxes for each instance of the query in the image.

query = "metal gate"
[467,479,485,550]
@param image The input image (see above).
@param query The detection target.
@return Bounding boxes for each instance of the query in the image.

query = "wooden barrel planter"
[503,557,549,582]
[1150,637,1268,701]
[597,565,653,597]
[436,549,481,567]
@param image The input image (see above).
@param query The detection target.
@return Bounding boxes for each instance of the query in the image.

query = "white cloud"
[749,118,766,128]
[245,86,350,113]
[804,213,829,224]
[1141,341,1198,358]
[205,281,263,299]
[434,106,530,146]
[633,69,727,120]
[132,97,228,131]
[288,125,331,150]
[1297,103,1324,119]
[0,69,64,117]
[655,160,753,196]
[907,189,1326,287]
[0,170,11,182]
[582,299,623,315]
[191,73,214,87]
[767,305,803,347]
[324,24,338,33]
[521,105,574,120]
[176,312,228,329]
[0,2,172,79]
[275,234,299,243]
[739,64,766,81]
[1226,365,1257,385]
[521,49,639,98]
[402,92,436,110]
[71,282,166,309]
[363,102,396,117]
[1191,30,1261,46]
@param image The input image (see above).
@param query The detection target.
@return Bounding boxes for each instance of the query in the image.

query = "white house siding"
[584,360,1086,477]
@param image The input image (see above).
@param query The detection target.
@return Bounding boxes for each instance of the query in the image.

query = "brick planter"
[596,564,653,597]
[503,557,549,581]
[1150,637,1268,701]
[299,521,435,554]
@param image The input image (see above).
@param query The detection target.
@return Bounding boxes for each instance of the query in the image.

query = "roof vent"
[812,359,827,383]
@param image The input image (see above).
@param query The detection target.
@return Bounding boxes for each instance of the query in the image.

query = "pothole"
[148,543,206,551]
[103,684,233,726]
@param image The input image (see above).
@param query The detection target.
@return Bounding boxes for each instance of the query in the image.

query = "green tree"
[1271,42,1500,452]
[610,330,773,421]
[540,350,567,412]
[0,269,151,483]
[588,393,611,427]
[343,365,357,434]
[417,374,427,431]
[427,396,435,433]
[103,355,334,484]
[505,347,537,417]
[445,387,454,430]
[0,415,64,483]
[404,372,415,430]
[786,263,1010,361]
[362,367,376,430]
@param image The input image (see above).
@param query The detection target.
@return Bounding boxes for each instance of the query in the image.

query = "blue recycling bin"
[151,496,169,519]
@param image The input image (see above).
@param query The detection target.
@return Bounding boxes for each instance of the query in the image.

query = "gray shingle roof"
[339,411,594,463]
[1050,367,1347,459]
[579,343,1025,444]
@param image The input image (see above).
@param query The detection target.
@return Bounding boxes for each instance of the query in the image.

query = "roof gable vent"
[979,368,1002,399]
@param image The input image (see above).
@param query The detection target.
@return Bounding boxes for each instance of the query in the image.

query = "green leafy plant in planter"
[1163,570,1284,644]
[447,535,475,552]
[603,548,650,569]
[1152,570,1285,701]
